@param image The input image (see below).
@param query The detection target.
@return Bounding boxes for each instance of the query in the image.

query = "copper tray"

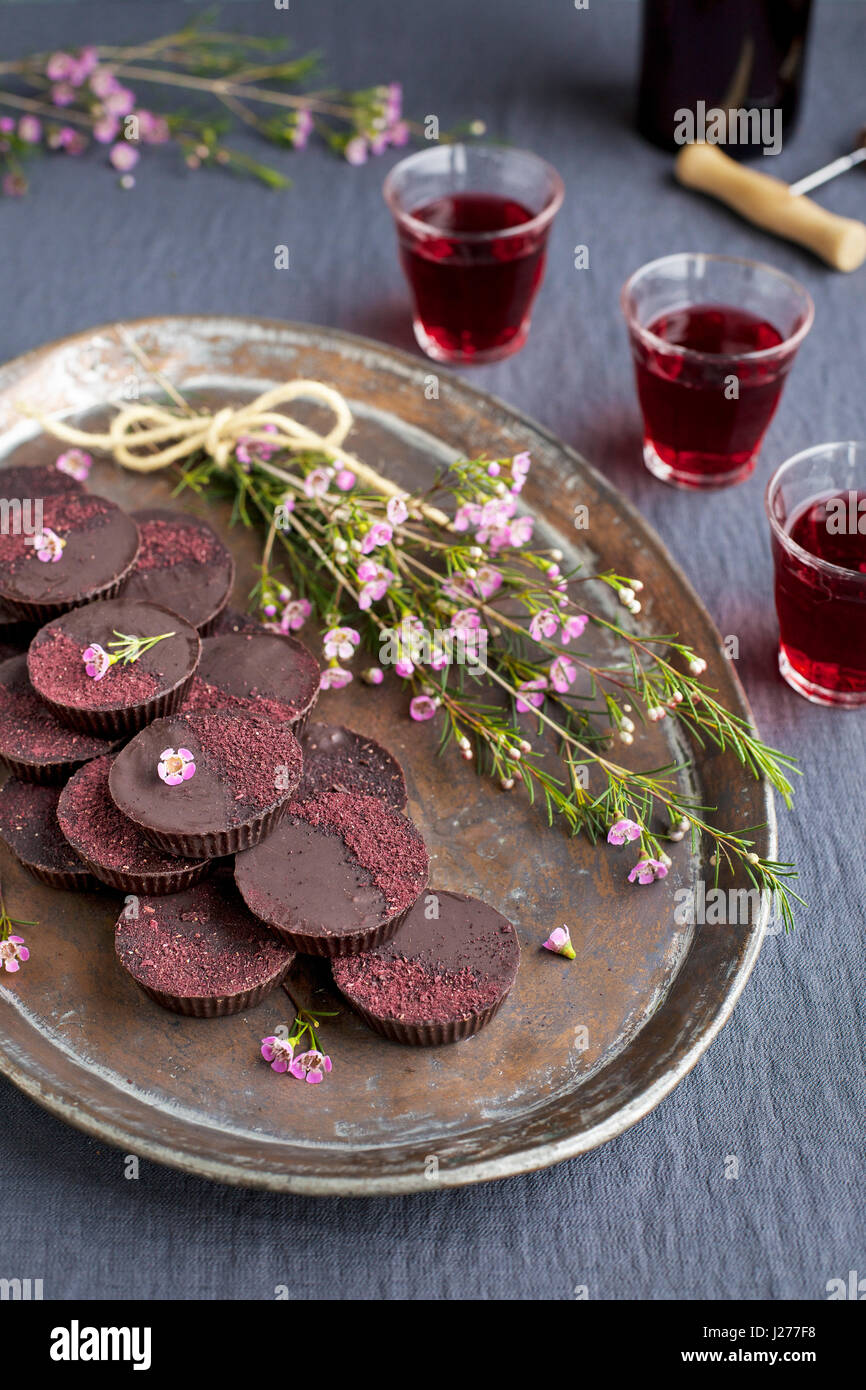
[0,317,773,1194]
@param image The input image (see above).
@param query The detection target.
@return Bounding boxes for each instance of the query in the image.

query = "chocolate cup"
[0,494,140,622]
[65,847,212,897]
[341,991,513,1046]
[262,896,420,959]
[125,508,236,637]
[129,965,292,1018]
[0,655,119,783]
[0,776,101,891]
[1,571,131,625]
[331,889,520,1046]
[114,882,296,1018]
[19,862,101,893]
[0,749,106,785]
[139,796,292,862]
[35,668,196,739]
[109,711,303,861]
[28,600,202,738]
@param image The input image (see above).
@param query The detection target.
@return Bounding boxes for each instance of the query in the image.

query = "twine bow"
[21,373,450,526]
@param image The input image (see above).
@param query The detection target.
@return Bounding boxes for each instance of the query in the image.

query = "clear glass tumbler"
[767,441,866,707]
[383,144,563,365]
[622,253,813,488]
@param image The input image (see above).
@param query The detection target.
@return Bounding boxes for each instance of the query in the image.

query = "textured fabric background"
[0,0,863,1301]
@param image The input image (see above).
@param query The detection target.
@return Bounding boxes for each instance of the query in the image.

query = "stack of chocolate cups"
[0,464,520,1043]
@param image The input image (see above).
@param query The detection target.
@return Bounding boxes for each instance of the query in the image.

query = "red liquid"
[631,303,791,486]
[773,491,866,699]
[398,193,549,362]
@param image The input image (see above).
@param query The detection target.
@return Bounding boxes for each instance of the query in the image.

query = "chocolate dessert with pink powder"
[58,755,211,895]
[0,777,97,891]
[0,654,117,783]
[27,598,201,737]
[0,492,139,621]
[115,881,295,1017]
[183,631,320,731]
[299,723,408,810]
[234,791,429,956]
[332,890,520,1045]
[108,709,302,859]
[120,508,235,634]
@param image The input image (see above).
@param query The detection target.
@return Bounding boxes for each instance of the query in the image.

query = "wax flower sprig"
[33,366,802,929]
[261,1005,337,1085]
[179,438,802,928]
[0,880,34,974]
[82,629,175,682]
[0,16,480,197]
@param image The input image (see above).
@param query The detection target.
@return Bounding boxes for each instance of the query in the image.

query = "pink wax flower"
[93,115,119,144]
[289,1050,332,1084]
[510,451,532,492]
[323,626,360,661]
[387,494,409,525]
[361,521,393,553]
[608,819,642,846]
[51,83,77,108]
[157,747,197,786]
[236,424,278,466]
[362,667,384,686]
[0,935,29,973]
[389,121,410,147]
[357,561,392,610]
[290,108,313,149]
[109,142,139,172]
[261,1036,294,1074]
[137,112,170,145]
[550,655,577,693]
[335,468,356,491]
[441,572,476,602]
[103,87,136,117]
[453,502,482,532]
[394,657,415,679]
[51,128,87,156]
[529,609,558,642]
[320,666,353,690]
[507,515,534,547]
[628,858,669,885]
[46,52,76,82]
[56,448,91,481]
[450,607,481,633]
[304,467,331,498]
[560,614,588,644]
[543,925,576,960]
[474,565,503,599]
[410,695,438,722]
[82,643,112,681]
[344,136,368,166]
[89,68,119,99]
[280,598,311,633]
[18,116,42,145]
[385,82,403,124]
[33,527,65,563]
[515,677,547,713]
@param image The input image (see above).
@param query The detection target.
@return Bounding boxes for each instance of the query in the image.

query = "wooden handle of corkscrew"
[675,143,866,273]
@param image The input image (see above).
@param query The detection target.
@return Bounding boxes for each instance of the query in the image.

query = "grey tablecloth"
[1,0,864,1301]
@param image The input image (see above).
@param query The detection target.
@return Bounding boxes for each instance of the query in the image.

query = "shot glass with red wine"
[622,254,813,488]
[767,442,866,707]
[383,144,563,365]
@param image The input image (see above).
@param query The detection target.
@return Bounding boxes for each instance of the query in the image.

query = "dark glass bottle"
[637,0,814,155]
